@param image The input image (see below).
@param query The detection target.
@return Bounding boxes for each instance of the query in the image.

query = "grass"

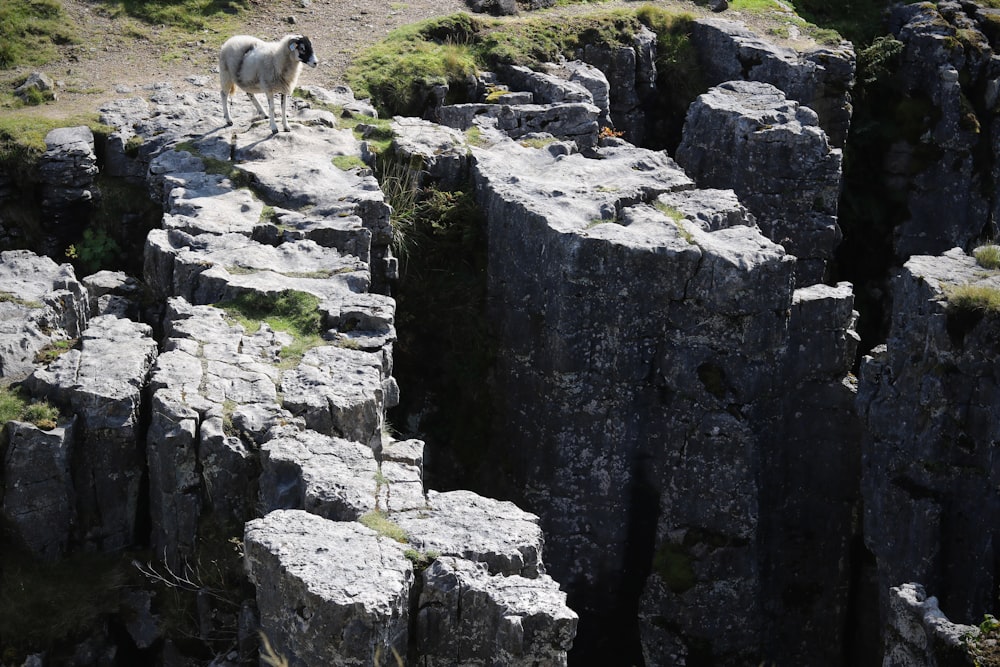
[0,383,61,430]
[945,284,1000,314]
[975,245,1000,270]
[359,510,409,543]
[216,290,325,367]
[0,0,76,70]
[95,0,249,33]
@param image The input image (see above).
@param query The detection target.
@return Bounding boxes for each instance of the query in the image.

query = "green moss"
[652,542,696,594]
[217,290,325,367]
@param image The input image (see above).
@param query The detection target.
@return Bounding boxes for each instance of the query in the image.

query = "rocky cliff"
[3,3,1000,666]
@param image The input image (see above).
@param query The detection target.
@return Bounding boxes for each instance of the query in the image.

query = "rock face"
[464,121,859,663]
[677,80,844,285]
[882,583,976,667]
[689,17,856,148]
[37,127,100,253]
[0,250,88,380]
[858,247,1000,626]
[25,315,158,551]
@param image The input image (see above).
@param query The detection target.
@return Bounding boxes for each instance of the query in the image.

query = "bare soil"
[2,0,813,121]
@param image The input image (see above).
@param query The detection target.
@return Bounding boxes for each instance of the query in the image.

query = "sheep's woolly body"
[219,34,317,133]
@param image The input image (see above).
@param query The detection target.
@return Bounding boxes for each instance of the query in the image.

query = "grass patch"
[0,0,76,70]
[944,284,1000,314]
[0,383,61,430]
[974,245,1000,270]
[332,154,368,171]
[216,290,325,366]
[34,338,78,365]
[95,0,249,32]
[359,510,409,543]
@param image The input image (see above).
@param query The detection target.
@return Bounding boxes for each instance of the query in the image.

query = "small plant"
[599,126,624,139]
[332,154,368,171]
[217,290,325,367]
[964,614,1000,666]
[259,631,290,667]
[65,227,122,273]
[359,510,408,543]
[0,383,61,430]
[974,245,1000,270]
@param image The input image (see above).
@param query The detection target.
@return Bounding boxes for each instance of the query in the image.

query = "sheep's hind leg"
[246,92,268,122]
[221,90,233,126]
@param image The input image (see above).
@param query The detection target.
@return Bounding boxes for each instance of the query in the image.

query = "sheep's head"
[290,35,318,68]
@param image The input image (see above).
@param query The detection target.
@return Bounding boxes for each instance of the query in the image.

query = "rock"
[394,490,546,577]
[1,418,77,559]
[24,315,157,551]
[259,429,379,520]
[280,345,388,450]
[389,117,472,190]
[416,557,577,666]
[437,101,602,149]
[244,510,412,667]
[858,247,1000,625]
[677,80,843,284]
[689,18,855,148]
[14,72,57,103]
[882,583,975,667]
[0,250,88,381]
[37,127,100,249]
[580,26,658,143]
[82,270,142,319]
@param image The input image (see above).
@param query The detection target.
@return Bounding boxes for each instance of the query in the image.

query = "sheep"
[219,34,318,134]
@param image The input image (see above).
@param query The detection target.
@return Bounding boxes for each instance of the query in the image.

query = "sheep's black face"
[294,36,318,68]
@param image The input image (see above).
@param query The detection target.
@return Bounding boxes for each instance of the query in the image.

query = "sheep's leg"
[247,92,267,121]
[280,94,290,132]
[264,94,279,134]
[221,90,233,126]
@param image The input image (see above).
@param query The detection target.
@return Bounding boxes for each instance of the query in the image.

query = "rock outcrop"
[882,583,976,667]
[858,246,1000,626]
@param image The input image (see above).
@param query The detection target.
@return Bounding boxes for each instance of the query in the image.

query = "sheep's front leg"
[264,93,279,134]
[280,94,291,132]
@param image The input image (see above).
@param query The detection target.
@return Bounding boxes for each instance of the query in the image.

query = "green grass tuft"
[945,284,1000,313]
[217,290,325,367]
[360,510,409,543]
[0,383,62,430]
[974,245,1000,270]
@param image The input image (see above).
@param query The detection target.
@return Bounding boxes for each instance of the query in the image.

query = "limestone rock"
[677,80,843,284]
[24,315,157,551]
[882,583,975,667]
[244,510,412,667]
[1,418,77,559]
[858,247,1000,624]
[0,250,88,380]
[416,557,577,666]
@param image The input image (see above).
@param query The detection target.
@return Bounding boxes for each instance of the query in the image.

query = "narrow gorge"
[2,2,1000,666]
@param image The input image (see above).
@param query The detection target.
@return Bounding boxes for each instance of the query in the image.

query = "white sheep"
[219,34,318,134]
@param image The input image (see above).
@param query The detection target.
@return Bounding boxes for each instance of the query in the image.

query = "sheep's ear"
[288,41,297,52]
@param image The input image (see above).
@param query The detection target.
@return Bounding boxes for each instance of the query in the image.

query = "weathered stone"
[677,80,843,284]
[416,557,577,666]
[437,102,602,149]
[689,18,856,148]
[24,315,157,551]
[14,72,57,103]
[858,247,1000,625]
[259,429,379,520]
[882,583,976,667]
[82,270,142,320]
[580,26,658,143]
[1,418,77,559]
[394,490,546,578]
[0,250,88,381]
[389,117,472,190]
[244,510,412,667]
[280,345,387,449]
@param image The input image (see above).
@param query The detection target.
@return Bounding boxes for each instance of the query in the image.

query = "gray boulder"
[0,250,88,380]
[244,510,412,667]
[1,418,77,558]
[882,583,975,667]
[417,557,577,667]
